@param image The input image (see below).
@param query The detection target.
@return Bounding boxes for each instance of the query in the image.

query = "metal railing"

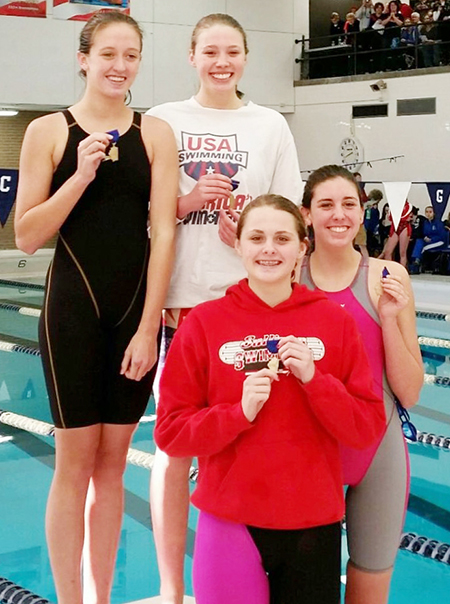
[295,24,450,80]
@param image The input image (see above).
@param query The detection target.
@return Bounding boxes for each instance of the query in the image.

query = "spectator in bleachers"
[344,12,361,46]
[420,12,442,65]
[364,189,383,256]
[400,17,420,67]
[444,210,450,231]
[330,12,345,44]
[356,0,375,67]
[382,2,405,40]
[410,205,448,269]
[381,1,405,68]
[379,202,392,250]
[355,0,375,29]
[432,0,450,63]
[370,1,387,27]
[367,2,387,70]
[433,0,450,20]
[414,1,432,20]
[407,206,426,268]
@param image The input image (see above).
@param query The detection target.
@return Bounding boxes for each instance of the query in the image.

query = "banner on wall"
[0,169,18,228]
[53,0,130,20]
[0,1,46,17]
[383,182,411,231]
[426,183,450,223]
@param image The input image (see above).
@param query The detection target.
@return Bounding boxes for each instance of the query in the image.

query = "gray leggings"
[345,410,409,572]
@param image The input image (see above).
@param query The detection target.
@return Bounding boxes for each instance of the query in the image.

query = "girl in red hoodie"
[155,195,385,604]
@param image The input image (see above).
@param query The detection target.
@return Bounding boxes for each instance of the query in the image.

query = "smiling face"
[236,206,306,292]
[302,177,363,250]
[78,22,141,99]
[388,1,398,13]
[189,24,247,104]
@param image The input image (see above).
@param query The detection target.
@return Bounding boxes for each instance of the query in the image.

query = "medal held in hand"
[104,129,120,162]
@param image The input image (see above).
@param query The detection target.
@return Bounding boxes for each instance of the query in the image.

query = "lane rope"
[0,577,50,604]
[0,409,197,480]
[1,410,450,571]
[400,533,450,564]
[416,310,450,322]
[0,302,40,317]
[0,279,45,291]
[419,336,450,350]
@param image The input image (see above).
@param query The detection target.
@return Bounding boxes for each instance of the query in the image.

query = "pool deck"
[411,274,450,313]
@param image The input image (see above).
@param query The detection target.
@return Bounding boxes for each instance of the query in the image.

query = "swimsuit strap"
[62,109,77,128]
[300,256,314,289]
[62,109,142,131]
[132,111,142,129]
[351,256,379,324]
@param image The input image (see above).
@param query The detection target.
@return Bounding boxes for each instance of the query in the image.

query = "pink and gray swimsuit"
[301,255,410,572]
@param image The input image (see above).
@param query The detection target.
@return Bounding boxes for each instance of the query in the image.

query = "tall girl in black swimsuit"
[14,12,178,604]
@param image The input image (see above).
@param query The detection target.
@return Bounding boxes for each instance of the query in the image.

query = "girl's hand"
[76,132,112,185]
[278,336,315,384]
[218,208,240,248]
[120,330,158,381]
[182,173,232,214]
[378,274,409,320]
[241,368,278,422]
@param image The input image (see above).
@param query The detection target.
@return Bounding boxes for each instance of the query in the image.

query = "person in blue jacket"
[411,206,448,269]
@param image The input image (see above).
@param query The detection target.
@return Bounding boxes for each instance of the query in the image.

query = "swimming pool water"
[0,374,198,603]
[1,282,450,603]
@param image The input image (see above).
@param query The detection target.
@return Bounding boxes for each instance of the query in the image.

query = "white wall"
[2,0,449,214]
[0,0,305,113]
[287,71,450,212]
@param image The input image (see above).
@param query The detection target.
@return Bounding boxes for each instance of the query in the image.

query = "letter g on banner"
[426,183,450,223]
[0,169,18,227]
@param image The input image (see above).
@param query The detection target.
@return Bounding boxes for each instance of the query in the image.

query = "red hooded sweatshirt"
[155,280,385,530]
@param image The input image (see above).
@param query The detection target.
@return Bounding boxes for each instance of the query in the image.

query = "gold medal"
[103,129,120,162]
[108,142,119,162]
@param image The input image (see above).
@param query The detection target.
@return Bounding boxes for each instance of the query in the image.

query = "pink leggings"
[193,512,269,604]
[193,512,341,604]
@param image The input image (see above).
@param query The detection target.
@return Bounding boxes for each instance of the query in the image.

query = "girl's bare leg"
[46,425,102,604]
[83,423,138,604]
[150,449,192,604]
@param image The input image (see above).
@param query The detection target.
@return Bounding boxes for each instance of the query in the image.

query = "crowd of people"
[351,178,450,274]
[13,9,425,604]
[314,0,450,76]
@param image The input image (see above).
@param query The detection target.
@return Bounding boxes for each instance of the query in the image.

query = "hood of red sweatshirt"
[225,279,329,314]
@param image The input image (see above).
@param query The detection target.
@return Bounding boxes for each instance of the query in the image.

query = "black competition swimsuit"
[39,110,158,429]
